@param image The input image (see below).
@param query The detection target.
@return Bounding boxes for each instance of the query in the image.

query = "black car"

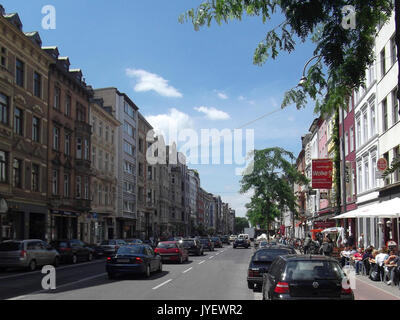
[211,237,223,248]
[262,255,354,300]
[51,239,94,264]
[199,238,214,251]
[233,238,249,249]
[106,244,162,279]
[220,235,230,244]
[125,238,143,245]
[143,239,157,249]
[247,246,296,290]
[182,238,204,256]
[98,239,127,256]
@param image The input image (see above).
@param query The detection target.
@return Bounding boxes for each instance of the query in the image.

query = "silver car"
[0,240,60,272]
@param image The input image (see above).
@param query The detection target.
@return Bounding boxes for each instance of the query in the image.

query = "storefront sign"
[314,221,336,229]
[377,158,388,171]
[312,159,333,189]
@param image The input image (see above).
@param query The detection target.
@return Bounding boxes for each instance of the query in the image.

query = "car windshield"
[117,246,143,255]
[126,239,142,244]
[253,249,291,262]
[0,242,22,251]
[101,240,116,245]
[157,243,177,249]
[183,240,194,247]
[211,237,219,241]
[284,260,345,281]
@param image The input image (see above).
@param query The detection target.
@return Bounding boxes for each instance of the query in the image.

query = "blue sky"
[3,0,319,217]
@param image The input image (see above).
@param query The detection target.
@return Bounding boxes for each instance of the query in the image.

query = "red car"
[154,241,189,264]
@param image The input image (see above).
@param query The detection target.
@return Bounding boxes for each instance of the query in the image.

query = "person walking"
[320,236,334,257]
[303,232,312,254]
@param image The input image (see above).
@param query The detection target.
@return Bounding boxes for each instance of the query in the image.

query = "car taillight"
[154,248,159,253]
[60,247,71,252]
[274,282,290,294]
[107,257,112,262]
[20,250,27,258]
[135,257,143,264]
[175,249,180,253]
[248,269,260,277]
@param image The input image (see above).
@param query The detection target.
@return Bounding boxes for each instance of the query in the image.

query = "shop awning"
[333,197,400,219]
[333,203,380,219]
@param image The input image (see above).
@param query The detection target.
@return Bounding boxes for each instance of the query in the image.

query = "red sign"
[314,221,336,229]
[377,158,388,171]
[312,159,333,189]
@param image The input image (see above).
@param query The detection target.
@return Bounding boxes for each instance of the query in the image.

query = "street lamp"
[298,55,322,87]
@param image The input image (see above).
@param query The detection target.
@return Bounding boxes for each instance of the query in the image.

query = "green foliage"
[234,217,250,233]
[240,147,309,228]
[180,0,394,115]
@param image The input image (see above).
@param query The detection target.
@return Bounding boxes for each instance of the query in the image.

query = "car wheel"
[158,261,163,273]
[71,254,78,264]
[28,260,37,272]
[53,257,59,268]
[87,252,93,262]
[108,272,116,279]
[145,264,151,278]
[248,281,254,290]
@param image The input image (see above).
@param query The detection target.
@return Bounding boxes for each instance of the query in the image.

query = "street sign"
[377,158,388,171]
[312,159,333,189]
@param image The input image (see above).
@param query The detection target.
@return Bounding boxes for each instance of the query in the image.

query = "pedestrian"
[347,234,355,248]
[358,233,364,249]
[303,232,312,254]
[320,236,334,257]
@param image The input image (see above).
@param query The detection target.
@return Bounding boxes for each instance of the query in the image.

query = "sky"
[2,0,319,218]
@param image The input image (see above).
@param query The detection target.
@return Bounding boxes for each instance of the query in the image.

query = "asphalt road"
[2,245,256,300]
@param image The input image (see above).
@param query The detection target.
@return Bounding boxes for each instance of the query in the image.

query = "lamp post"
[298,55,322,87]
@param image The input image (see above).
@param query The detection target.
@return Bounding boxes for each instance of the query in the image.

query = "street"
[0,244,398,300]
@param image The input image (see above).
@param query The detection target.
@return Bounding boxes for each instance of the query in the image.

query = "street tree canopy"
[240,147,308,230]
[234,217,250,233]
[179,0,396,115]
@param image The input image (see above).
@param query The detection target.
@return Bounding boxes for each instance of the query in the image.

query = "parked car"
[220,235,230,244]
[143,239,157,249]
[167,237,184,243]
[51,239,94,264]
[262,255,354,300]
[229,235,238,242]
[247,246,296,290]
[182,238,204,256]
[233,237,250,249]
[154,241,189,263]
[98,239,127,256]
[125,239,143,245]
[0,240,60,271]
[106,244,162,279]
[211,237,223,248]
[258,241,269,249]
[199,238,214,251]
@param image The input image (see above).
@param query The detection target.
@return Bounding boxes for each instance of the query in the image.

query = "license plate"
[117,259,130,263]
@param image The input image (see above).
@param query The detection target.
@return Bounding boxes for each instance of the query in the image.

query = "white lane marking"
[198,260,205,265]
[208,256,214,260]
[0,259,105,281]
[7,273,107,300]
[215,252,220,255]
[182,267,193,274]
[152,279,172,290]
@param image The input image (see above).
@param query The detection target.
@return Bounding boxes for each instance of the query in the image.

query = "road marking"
[152,279,172,290]
[215,252,220,255]
[198,260,205,265]
[182,267,193,274]
[0,259,105,281]
[7,273,107,300]
[208,256,214,260]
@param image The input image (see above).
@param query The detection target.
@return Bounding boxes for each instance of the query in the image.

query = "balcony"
[75,121,91,135]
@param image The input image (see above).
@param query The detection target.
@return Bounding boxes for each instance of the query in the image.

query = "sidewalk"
[353,275,400,300]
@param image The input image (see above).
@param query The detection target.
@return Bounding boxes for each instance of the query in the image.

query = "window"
[371,153,377,189]
[76,138,82,159]
[99,122,103,137]
[105,153,109,172]
[345,132,349,156]
[357,161,362,193]
[139,162,143,177]
[139,139,144,153]
[54,87,61,110]
[368,62,375,86]
[31,164,39,192]
[84,177,89,200]
[65,95,71,117]
[92,147,96,168]
[111,156,114,173]
[111,130,114,144]
[392,88,399,125]
[16,59,24,87]
[380,48,386,78]
[370,102,376,136]
[53,127,60,150]
[76,104,86,122]
[382,98,388,132]
[391,35,397,66]
[105,126,109,142]
[52,170,59,195]
[92,117,97,134]
[76,176,82,199]
[350,127,354,152]
[123,121,134,138]
[98,150,103,170]
[33,72,41,98]
[124,102,135,119]
[84,139,89,160]
[32,117,40,142]
[65,133,71,156]
[0,46,6,67]
[0,151,7,183]
[124,141,134,156]
[14,107,23,135]
[356,117,361,148]
[64,174,70,197]
[124,161,134,174]
[362,109,368,142]
[148,166,153,180]
[105,186,109,205]
[98,184,102,205]
[0,93,8,125]
[363,157,369,191]
[124,181,134,193]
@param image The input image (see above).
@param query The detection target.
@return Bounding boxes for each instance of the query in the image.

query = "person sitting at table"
[352,247,364,275]
[361,247,373,275]
[340,246,353,267]
[384,250,399,286]
[375,248,389,281]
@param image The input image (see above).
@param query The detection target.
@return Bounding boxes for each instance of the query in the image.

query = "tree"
[240,147,308,238]
[234,217,249,234]
[179,1,397,115]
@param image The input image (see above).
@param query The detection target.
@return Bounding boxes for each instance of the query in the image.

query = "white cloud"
[146,108,193,139]
[194,106,230,120]
[238,95,246,101]
[126,68,182,98]
[221,191,253,218]
[214,90,228,100]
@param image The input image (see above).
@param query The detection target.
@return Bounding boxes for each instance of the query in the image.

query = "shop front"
[50,210,79,241]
